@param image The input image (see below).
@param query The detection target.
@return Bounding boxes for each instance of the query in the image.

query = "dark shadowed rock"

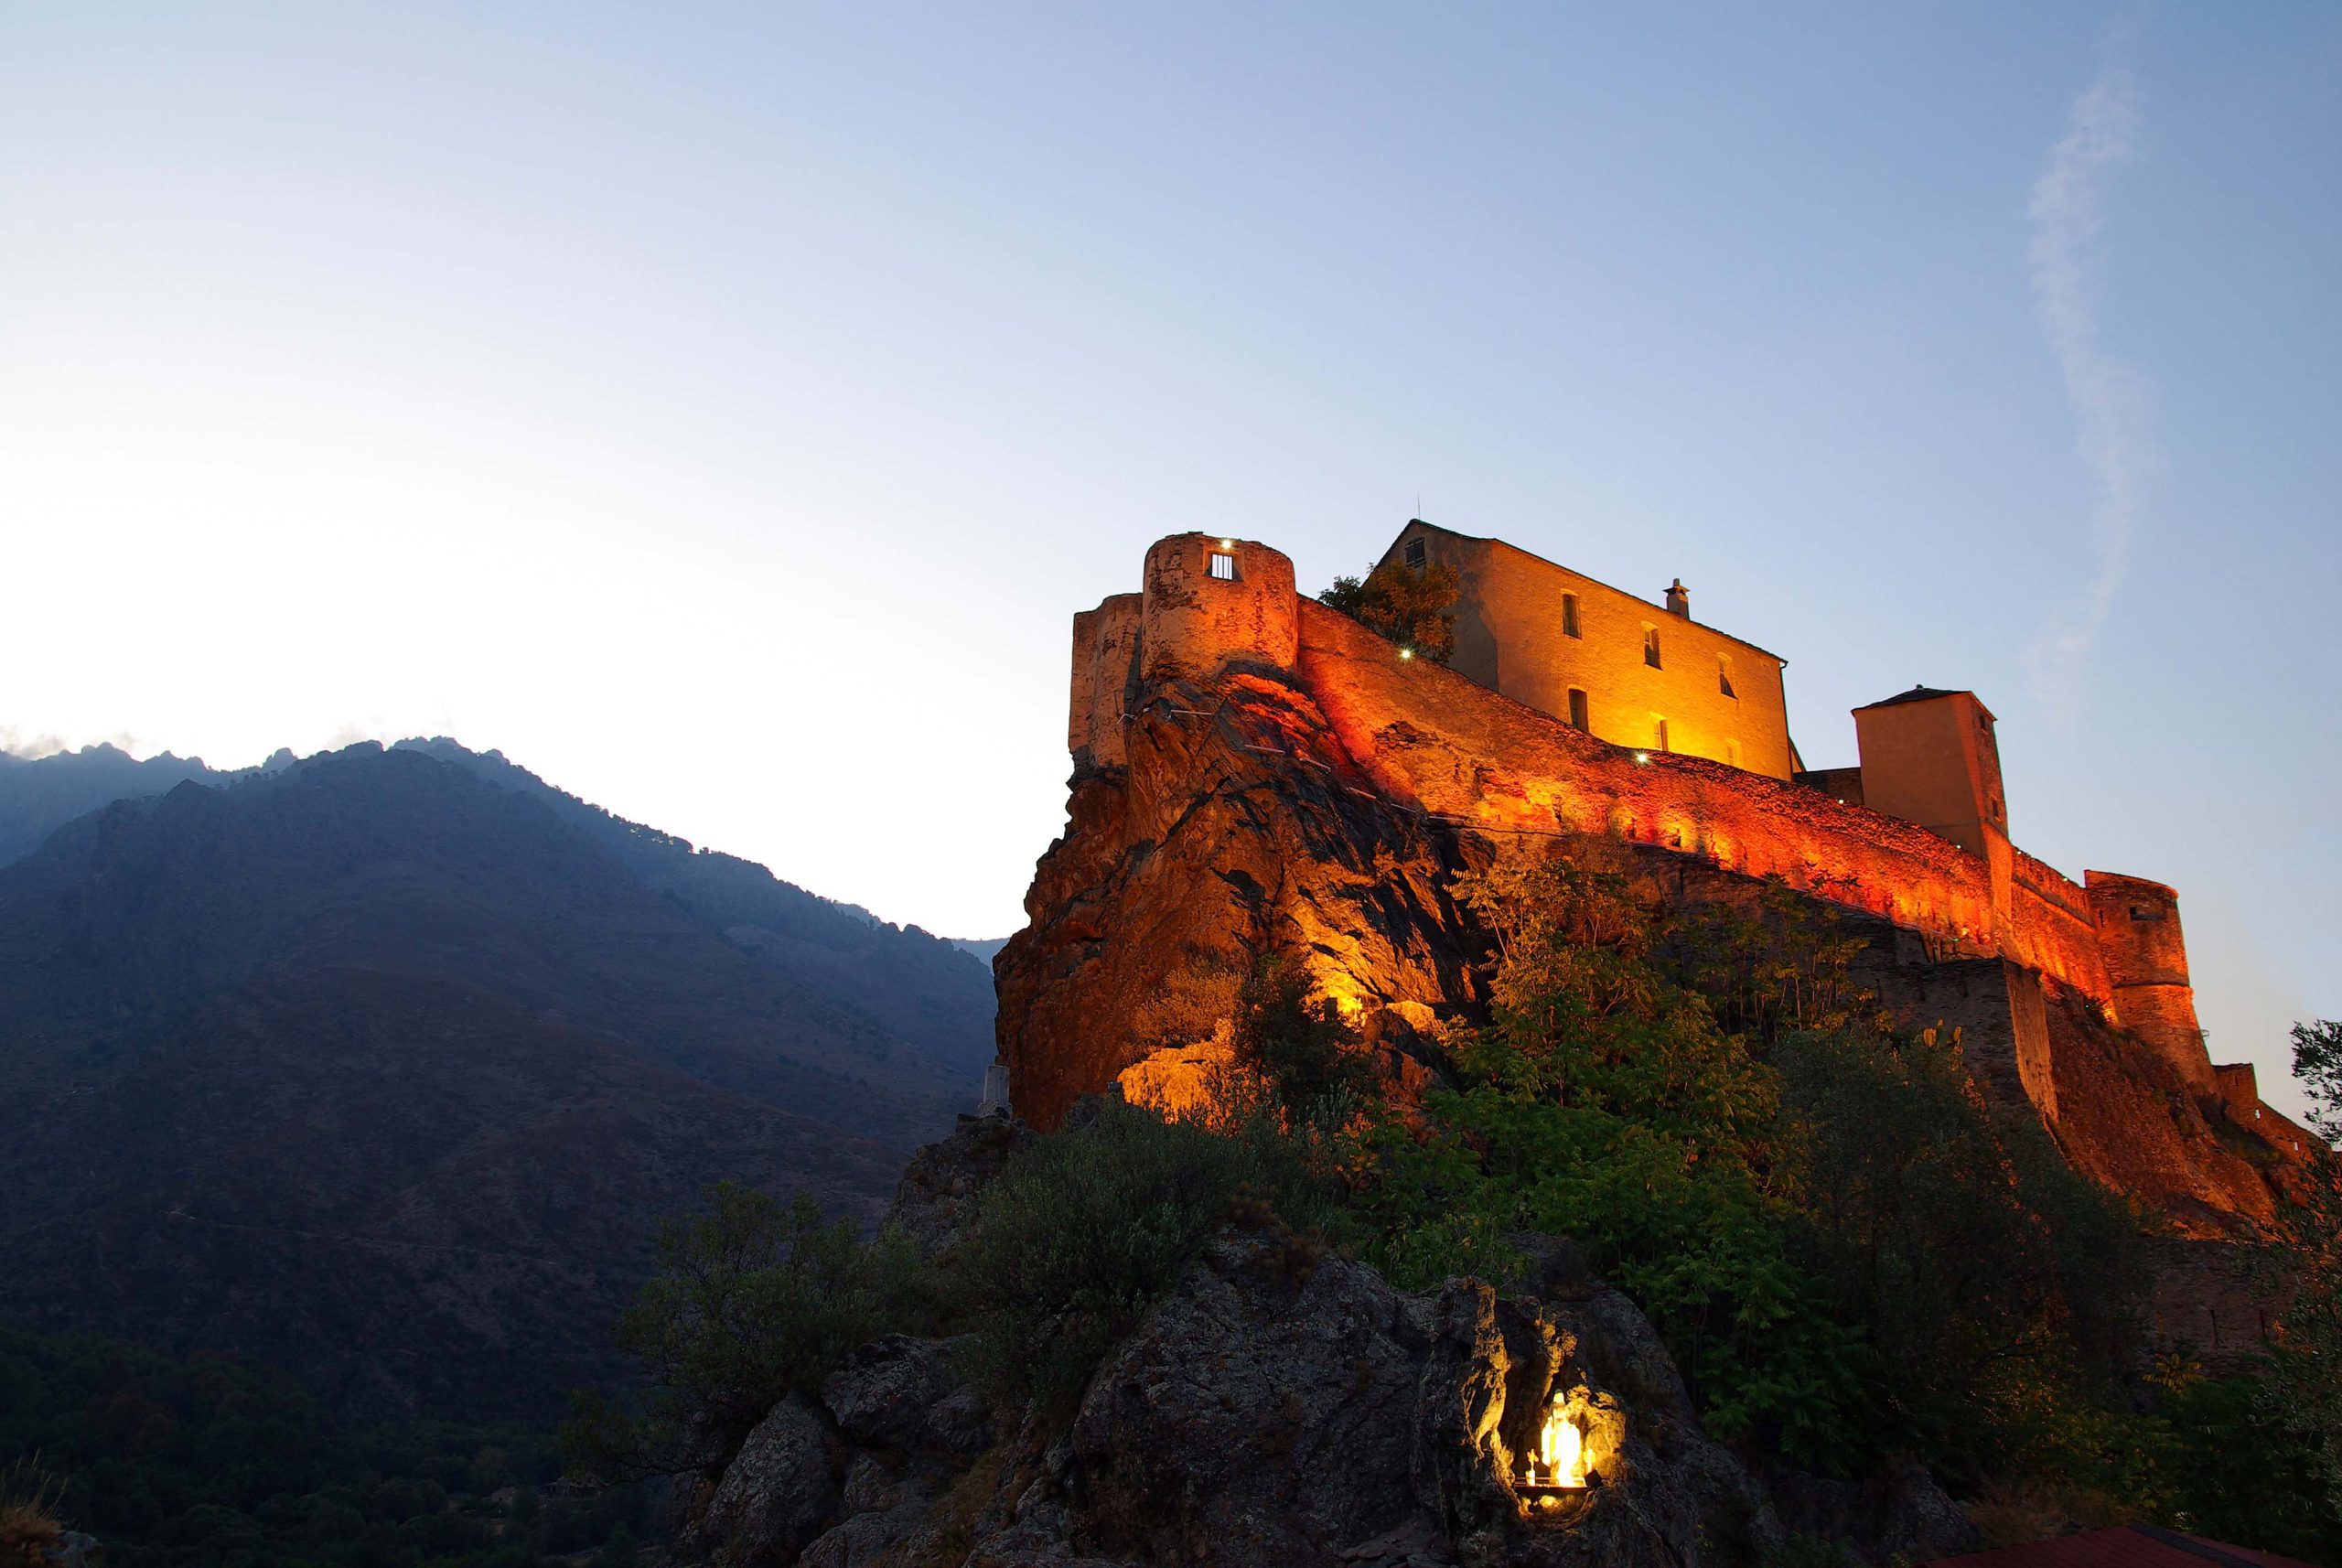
[1071,1237,1432,1563]
[823,1335,993,1457]
[885,1114,1037,1258]
[676,1394,840,1568]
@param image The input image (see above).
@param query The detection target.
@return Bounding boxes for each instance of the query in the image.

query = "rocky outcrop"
[671,1128,1977,1568]
[997,672,1489,1133]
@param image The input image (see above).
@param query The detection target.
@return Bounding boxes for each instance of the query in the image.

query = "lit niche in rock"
[1513,1386,1623,1510]
[1520,1402,1586,1493]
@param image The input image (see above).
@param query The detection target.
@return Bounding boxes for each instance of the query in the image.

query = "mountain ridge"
[0,740,998,1420]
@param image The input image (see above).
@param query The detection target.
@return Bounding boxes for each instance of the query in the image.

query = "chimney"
[1665,578,1690,618]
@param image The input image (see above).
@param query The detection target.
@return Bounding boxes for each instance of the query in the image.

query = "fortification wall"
[1292,599,2195,1020]
[1295,597,2033,963]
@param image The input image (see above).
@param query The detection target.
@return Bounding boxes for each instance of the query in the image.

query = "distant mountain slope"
[386,738,997,1073]
[0,743,985,1421]
[0,742,239,865]
[0,736,1000,1077]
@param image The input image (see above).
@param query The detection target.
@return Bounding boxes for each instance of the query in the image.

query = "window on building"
[1562,594,1581,638]
[1403,537,1427,570]
[1567,688,1589,730]
[1727,739,1744,768]
[1717,655,1735,698]
[1209,552,1237,581]
[1654,716,1671,753]
[1643,627,1662,668]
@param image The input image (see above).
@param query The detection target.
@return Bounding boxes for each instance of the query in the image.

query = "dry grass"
[0,1457,67,1568]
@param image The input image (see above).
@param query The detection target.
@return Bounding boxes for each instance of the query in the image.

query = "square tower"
[1851,686,2008,859]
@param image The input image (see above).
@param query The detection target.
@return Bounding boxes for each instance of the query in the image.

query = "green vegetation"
[1319,557,1461,662]
[586,861,2342,1559]
[1336,859,2340,1554]
[0,1325,651,1568]
[951,1100,1338,1412]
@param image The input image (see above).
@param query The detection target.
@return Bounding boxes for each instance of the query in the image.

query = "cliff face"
[997,535,2318,1249]
[998,671,1489,1133]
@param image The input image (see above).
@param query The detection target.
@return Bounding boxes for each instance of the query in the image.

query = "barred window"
[1209,552,1237,581]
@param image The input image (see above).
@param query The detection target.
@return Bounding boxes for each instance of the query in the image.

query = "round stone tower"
[1139,533,1298,682]
[2084,870,2214,1092]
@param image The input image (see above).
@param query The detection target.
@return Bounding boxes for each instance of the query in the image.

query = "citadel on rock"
[1003,524,2318,1267]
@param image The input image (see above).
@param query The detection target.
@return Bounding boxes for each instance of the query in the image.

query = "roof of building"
[1381,519,1788,664]
[1921,1525,2322,1568]
[1857,684,1970,710]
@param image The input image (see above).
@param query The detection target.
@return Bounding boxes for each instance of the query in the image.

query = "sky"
[2,5,2336,1115]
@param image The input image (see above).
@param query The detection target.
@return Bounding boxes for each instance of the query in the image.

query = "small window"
[1562,594,1581,638]
[1717,655,1735,698]
[1643,627,1662,669]
[1654,715,1671,753]
[1727,739,1743,768]
[1403,537,1426,570]
[1209,552,1237,581]
[1567,688,1589,730]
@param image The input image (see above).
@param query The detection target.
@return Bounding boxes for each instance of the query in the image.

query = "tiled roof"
[1923,1524,2323,1568]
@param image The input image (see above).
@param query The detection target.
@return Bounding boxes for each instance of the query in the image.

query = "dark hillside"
[386,737,996,1074]
[0,744,979,1421]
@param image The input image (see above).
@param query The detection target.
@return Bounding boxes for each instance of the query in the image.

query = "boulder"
[676,1393,839,1568]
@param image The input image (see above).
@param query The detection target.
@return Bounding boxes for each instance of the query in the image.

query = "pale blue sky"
[2,5,2335,1114]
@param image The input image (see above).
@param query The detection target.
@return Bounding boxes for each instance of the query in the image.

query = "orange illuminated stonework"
[1015,532,2322,1240]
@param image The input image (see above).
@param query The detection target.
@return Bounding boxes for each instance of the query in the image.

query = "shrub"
[564,1183,927,1480]
[949,1100,1342,1412]
[1320,559,1460,662]
[1230,957,1373,1131]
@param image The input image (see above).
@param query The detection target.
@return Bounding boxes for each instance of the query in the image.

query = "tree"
[1320,559,1460,662]
[1230,958,1370,1131]
[2253,1023,2342,1528]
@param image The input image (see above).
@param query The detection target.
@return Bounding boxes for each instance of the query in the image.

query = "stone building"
[1376,520,1796,779]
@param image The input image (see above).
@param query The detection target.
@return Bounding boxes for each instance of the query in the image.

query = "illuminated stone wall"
[1138,533,1297,682]
[2085,871,2213,1093]
[1378,521,1798,779]
[1047,532,2242,1132]
[1069,593,1142,768]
